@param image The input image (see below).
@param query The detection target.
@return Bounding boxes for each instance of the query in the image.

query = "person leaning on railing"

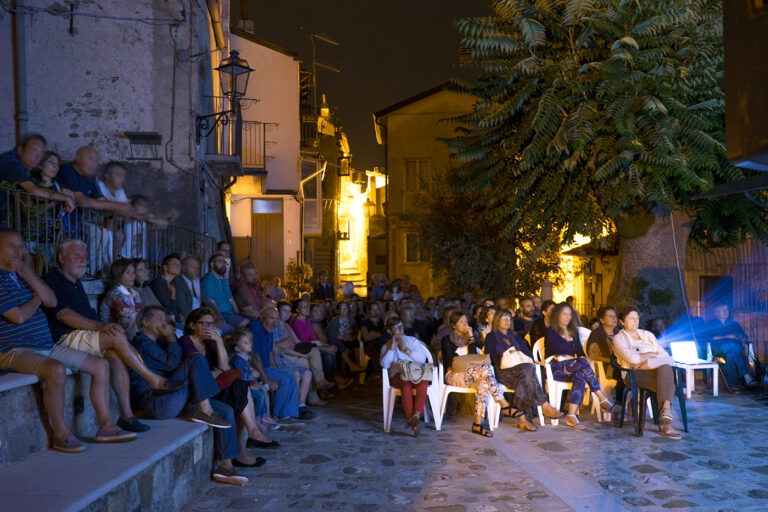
[0,134,75,217]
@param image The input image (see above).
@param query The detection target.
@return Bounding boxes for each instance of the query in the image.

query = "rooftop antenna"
[311,33,340,115]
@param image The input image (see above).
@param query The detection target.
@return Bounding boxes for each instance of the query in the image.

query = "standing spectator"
[0,134,75,217]
[532,295,543,319]
[201,253,249,330]
[96,161,129,203]
[233,261,263,319]
[401,274,421,300]
[268,277,287,301]
[175,256,203,322]
[706,304,756,389]
[43,240,183,433]
[370,274,388,301]
[100,259,144,340]
[544,303,612,429]
[149,253,181,317]
[513,297,536,338]
[128,305,246,483]
[24,150,68,262]
[380,316,431,436]
[314,270,335,300]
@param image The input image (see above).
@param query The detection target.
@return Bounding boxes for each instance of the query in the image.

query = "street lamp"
[196,50,255,149]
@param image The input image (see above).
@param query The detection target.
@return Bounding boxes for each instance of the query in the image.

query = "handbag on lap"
[397,360,434,384]
[500,348,534,369]
[451,354,491,373]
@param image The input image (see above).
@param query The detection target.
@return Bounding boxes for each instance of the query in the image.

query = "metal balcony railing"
[0,186,215,278]
[202,96,277,172]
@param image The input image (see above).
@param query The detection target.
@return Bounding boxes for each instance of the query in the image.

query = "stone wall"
[0,0,222,234]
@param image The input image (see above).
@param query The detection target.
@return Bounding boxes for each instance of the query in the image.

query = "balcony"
[201,96,277,175]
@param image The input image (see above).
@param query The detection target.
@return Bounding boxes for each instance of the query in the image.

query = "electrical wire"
[670,210,698,341]
[0,0,184,26]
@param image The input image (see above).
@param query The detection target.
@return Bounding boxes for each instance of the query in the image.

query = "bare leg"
[39,359,74,441]
[240,393,271,442]
[99,332,164,389]
[298,370,312,406]
[77,355,117,430]
[104,350,134,420]
[234,418,258,465]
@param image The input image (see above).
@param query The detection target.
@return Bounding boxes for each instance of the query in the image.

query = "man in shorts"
[0,229,135,452]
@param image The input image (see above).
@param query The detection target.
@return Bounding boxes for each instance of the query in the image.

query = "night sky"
[236,1,491,170]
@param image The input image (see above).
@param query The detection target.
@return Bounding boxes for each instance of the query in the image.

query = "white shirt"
[182,274,201,309]
[380,335,430,369]
[97,181,129,203]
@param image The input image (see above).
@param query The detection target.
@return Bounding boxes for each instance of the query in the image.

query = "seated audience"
[149,253,181,317]
[178,307,278,467]
[100,258,143,339]
[513,296,536,338]
[175,256,202,322]
[544,303,612,429]
[360,301,385,352]
[201,253,249,330]
[233,261,263,318]
[370,274,388,302]
[529,299,555,347]
[401,274,421,300]
[216,241,233,283]
[532,295,543,319]
[43,239,182,434]
[385,279,404,302]
[565,296,582,326]
[706,304,756,389]
[441,310,511,438]
[484,309,563,431]
[380,316,431,436]
[129,305,252,483]
[474,306,496,344]
[401,306,429,343]
[251,306,314,421]
[132,258,160,307]
[96,161,129,202]
[613,307,682,439]
[327,301,365,373]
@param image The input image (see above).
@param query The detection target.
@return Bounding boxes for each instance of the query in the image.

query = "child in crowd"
[226,329,279,430]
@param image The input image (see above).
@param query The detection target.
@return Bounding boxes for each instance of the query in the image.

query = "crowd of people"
[0,133,759,486]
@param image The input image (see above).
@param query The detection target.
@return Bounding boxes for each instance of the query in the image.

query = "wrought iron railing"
[0,186,215,278]
[202,96,277,171]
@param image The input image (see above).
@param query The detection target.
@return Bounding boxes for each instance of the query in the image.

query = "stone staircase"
[0,370,213,511]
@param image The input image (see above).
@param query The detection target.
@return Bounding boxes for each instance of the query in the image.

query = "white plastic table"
[675,362,719,398]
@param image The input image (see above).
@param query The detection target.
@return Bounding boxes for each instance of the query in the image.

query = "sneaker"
[190,409,232,429]
[53,435,86,453]
[117,416,150,433]
[94,426,137,442]
[212,464,248,485]
[298,407,316,420]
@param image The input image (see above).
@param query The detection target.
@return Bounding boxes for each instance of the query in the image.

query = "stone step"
[0,419,212,512]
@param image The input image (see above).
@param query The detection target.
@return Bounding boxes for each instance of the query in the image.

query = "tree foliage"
[410,166,564,298]
[441,0,768,271]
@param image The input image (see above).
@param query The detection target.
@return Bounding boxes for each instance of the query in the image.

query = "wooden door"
[252,199,284,279]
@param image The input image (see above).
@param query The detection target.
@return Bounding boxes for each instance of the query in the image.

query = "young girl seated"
[227,329,279,433]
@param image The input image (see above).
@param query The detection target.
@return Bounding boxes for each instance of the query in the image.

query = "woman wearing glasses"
[484,309,563,431]
[179,307,274,470]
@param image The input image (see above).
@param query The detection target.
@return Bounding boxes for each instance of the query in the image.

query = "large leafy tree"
[441,0,768,321]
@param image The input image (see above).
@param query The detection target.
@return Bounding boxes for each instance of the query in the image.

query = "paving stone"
[747,489,768,499]
[632,464,663,473]
[747,465,768,474]
[647,451,691,462]
[537,441,568,452]
[424,506,467,512]
[662,499,699,508]
[623,496,654,506]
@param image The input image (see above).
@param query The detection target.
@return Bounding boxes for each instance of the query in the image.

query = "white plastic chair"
[381,341,441,432]
[534,329,601,426]
[435,359,497,431]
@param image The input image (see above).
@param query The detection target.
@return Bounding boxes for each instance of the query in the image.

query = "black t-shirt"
[42,268,99,340]
[57,163,103,199]
[0,149,32,186]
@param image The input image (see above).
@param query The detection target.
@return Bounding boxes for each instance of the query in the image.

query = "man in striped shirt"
[0,229,135,452]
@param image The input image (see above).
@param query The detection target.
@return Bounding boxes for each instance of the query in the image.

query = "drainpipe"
[220,175,237,275]
[373,117,389,278]
[11,0,28,139]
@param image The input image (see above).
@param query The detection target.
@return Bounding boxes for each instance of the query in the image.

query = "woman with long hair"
[441,310,510,438]
[484,309,563,431]
[544,303,613,429]
[100,258,143,339]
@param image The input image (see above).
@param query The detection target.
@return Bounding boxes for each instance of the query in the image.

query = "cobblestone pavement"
[184,377,768,512]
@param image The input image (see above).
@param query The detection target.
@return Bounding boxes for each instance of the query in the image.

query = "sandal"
[500,405,521,418]
[517,416,538,432]
[471,422,493,438]
[542,403,565,419]
[660,407,672,426]
[599,398,614,412]
[565,414,586,430]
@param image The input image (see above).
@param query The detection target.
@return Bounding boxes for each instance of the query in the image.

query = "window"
[405,233,427,263]
[404,159,431,190]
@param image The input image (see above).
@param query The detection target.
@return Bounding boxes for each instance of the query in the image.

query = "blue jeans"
[550,357,600,405]
[210,398,238,460]
[222,312,249,329]
[250,387,268,417]
[264,366,299,418]
[713,341,750,387]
